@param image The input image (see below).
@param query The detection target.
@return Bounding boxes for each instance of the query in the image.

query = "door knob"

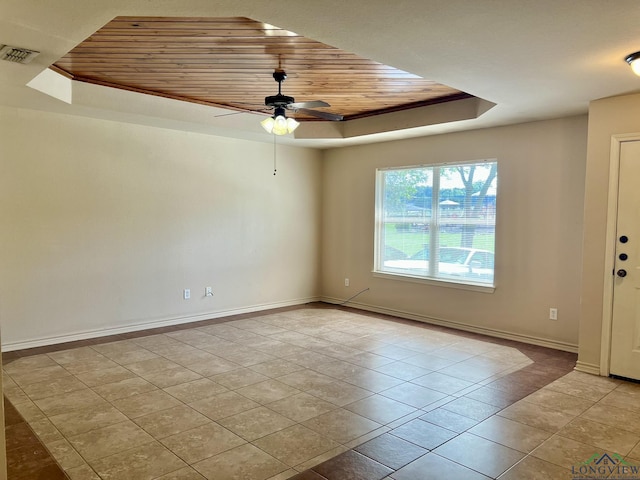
[617,269,627,278]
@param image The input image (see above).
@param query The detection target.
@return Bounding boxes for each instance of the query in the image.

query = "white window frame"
[374,160,497,292]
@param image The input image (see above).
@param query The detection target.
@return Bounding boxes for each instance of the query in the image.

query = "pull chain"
[273,133,277,175]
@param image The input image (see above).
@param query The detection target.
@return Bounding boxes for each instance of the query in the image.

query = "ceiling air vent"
[0,45,40,64]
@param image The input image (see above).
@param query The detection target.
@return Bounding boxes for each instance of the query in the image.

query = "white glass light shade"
[626,52,640,76]
[260,115,299,135]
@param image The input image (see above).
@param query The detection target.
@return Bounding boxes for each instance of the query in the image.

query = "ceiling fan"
[260,69,343,135]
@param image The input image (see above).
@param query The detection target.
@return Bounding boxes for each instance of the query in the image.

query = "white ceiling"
[2,0,640,149]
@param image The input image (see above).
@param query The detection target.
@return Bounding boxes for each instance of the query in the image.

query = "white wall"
[0,106,322,349]
[321,116,587,350]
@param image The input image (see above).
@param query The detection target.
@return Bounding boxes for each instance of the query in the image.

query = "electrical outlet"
[549,308,558,320]
[205,286,213,297]
[344,278,350,287]
[183,288,190,300]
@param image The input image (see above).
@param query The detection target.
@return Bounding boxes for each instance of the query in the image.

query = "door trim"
[600,133,640,376]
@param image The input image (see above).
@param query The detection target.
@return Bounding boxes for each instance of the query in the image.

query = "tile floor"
[2,304,638,479]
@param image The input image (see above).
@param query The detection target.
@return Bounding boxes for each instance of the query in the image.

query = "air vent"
[0,45,40,64]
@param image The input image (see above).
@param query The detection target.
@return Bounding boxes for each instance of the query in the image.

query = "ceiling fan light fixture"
[261,108,299,135]
[625,51,640,76]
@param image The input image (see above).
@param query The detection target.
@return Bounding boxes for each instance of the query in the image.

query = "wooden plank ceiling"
[53,17,472,121]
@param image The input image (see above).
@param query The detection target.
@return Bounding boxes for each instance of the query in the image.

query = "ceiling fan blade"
[295,108,344,121]
[289,100,330,109]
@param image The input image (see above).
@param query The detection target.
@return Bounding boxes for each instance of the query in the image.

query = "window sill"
[372,270,496,293]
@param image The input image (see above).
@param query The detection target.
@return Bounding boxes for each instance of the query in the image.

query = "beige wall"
[578,93,640,371]
[0,106,322,349]
[321,116,587,350]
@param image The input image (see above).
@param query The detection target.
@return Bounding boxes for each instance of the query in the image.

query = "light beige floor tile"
[253,424,341,467]
[8,364,73,387]
[211,347,277,367]
[163,378,228,403]
[343,425,392,449]
[600,389,640,413]
[236,379,300,404]
[562,370,620,389]
[49,403,128,437]
[302,408,382,444]
[248,358,305,377]
[312,360,368,380]
[438,361,506,383]
[373,361,433,381]
[210,368,269,389]
[276,369,336,391]
[160,422,246,464]
[100,348,159,365]
[92,376,158,402]
[66,463,102,480]
[343,369,404,393]
[4,354,58,373]
[433,432,525,478]
[3,383,30,405]
[543,377,615,402]
[45,438,85,470]
[343,394,417,424]
[112,389,182,419]
[166,329,216,344]
[410,371,475,395]
[283,351,337,369]
[380,382,448,409]
[293,445,350,472]
[614,381,640,394]
[582,403,640,436]
[369,344,421,361]
[559,417,640,455]
[184,355,241,376]
[627,441,640,461]
[63,358,122,375]
[189,390,260,420]
[305,380,372,407]
[67,420,154,460]
[91,340,139,355]
[139,366,202,388]
[531,434,604,469]
[468,415,552,453]
[90,441,187,480]
[22,375,88,401]
[193,443,289,480]
[73,365,138,387]
[498,399,576,432]
[218,406,296,441]
[155,467,206,479]
[265,469,298,480]
[267,392,337,423]
[34,388,107,416]
[133,404,211,438]
[131,333,183,350]
[522,389,594,416]
[124,356,181,375]
[161,348,222,367]
[47,347,106,365]
[28,418,65,443]
[496,455,569,480]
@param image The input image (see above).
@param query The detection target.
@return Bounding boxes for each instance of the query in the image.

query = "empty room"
[2,1,640,479]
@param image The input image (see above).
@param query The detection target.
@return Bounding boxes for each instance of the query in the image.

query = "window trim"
[374,159,497,289]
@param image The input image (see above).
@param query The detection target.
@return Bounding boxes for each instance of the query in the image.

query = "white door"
[611,140,640,380]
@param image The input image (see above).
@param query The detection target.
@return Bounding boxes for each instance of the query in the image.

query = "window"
[375,160,497,287]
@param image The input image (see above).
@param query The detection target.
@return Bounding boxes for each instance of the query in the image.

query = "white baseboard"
[574,360,601,376]
[322,296,578,353]
[2,296,321,352]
